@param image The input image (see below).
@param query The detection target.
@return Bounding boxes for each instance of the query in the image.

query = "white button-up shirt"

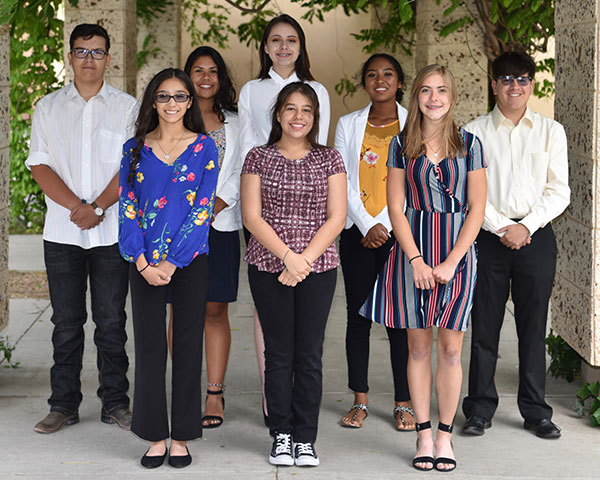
[238,67,331,160]
[464,105,570,236]
[26,81,138,248]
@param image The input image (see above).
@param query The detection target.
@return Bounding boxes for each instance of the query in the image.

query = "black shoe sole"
[523,422,561,439]
[462,420,491,436]
[101,413,131,430]
[34,416,79,434]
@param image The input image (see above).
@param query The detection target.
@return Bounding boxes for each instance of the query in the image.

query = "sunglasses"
[154,93,191,103]
[70,48,108,60]
[496,75,533,87]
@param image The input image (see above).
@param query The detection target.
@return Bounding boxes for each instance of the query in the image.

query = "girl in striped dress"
[361,65,486,472]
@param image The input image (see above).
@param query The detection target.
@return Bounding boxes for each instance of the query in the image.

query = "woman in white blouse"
[238,14,331,425]
[334,54,415,431]
[180,46,242,428]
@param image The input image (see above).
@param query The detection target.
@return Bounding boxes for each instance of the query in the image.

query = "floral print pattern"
[118,134,219,268]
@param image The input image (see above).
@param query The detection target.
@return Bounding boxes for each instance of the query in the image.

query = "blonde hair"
[401,64,464,160]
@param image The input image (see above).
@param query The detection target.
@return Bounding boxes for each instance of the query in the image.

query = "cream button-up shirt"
[26,82,138,248]
[238,67,331,160]
[464,105,570,236]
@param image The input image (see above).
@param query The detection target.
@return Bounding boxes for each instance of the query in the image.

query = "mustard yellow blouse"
[359,120,400,217]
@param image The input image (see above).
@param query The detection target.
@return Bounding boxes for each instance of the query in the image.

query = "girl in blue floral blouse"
[118,68,218,469]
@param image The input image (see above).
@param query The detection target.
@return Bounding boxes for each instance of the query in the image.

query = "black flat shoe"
[168,447,192,468]
[524,418,561,439]
[462,415,492,436]
[141,448,167,469]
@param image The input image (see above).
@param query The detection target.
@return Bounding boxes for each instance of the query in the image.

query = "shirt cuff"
[519,215,541,237]
[25,151,51,169]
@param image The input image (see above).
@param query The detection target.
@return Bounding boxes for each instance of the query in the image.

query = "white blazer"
[212,111,243,231]
[334,102,408,237]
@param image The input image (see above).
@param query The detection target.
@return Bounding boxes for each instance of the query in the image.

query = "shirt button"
[84,144,88,148]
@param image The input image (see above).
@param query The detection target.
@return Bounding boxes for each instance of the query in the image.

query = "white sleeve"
[216,135,242,208]
[238,83,259,161]
[520,123,571,235]
[25,100,51,169]
[334,116,378,237]
[316,85,331,146]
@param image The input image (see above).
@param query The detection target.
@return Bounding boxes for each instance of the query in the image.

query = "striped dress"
[360,128,485,331]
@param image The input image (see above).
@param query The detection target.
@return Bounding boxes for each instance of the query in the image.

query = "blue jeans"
[44,241,130,413]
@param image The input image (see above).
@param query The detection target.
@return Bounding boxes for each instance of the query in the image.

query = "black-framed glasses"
[70,47,108,60]
[496,75,533,86]
[154,93,191,103]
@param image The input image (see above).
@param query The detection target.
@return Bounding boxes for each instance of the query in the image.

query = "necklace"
[426,142,443,158]
[157,131,186,162]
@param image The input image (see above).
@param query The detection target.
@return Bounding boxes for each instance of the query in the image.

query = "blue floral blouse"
[118,134,218,268]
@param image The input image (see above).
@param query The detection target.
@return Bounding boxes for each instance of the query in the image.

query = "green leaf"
[439,17,471,38]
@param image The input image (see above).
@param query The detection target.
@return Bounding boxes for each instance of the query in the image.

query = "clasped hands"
[70,203,103,230]
[140,260,177,286]
[411,257,457,290]
[278,250,313,287]
[361,223,390,249]
[497,223,531,250]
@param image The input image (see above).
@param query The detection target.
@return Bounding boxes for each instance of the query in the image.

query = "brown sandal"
[393,405,416,431]
[340,403,369,428]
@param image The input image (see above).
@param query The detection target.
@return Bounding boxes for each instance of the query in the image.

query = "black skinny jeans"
[248,265,337,443]
[339,226,410,402]
[44,241,130,413]
[130,255,208,442]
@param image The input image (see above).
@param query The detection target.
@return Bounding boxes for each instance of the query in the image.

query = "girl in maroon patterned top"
[241,82,346,467]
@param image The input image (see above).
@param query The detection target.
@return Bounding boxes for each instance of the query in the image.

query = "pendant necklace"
[157,131,186,162]
[427,142,443,158]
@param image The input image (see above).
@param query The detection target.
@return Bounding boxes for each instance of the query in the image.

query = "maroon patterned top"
[242,144,346,273]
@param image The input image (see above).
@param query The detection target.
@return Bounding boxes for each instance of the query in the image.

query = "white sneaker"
[269,432,294,466]
[294,442,319,466]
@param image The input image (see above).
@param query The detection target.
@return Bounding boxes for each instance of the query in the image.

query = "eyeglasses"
[70,48,108,60]
[496,75,533,86]
[154,93,192,103]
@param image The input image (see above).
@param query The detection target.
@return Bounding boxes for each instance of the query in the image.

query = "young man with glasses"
[461,51,570,439]
[27,24,138,434]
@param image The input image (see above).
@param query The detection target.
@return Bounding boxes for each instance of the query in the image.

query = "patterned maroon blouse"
[242,144,346,273]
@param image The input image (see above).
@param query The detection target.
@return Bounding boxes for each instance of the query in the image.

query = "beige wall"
[180,2,380,145]
[552,0,599,366]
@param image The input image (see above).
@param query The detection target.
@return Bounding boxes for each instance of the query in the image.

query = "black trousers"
[130,255,208,442]
[44,241,129,413]
[248,265,337,443]
[463,225,556,422]
[339,226,410,402]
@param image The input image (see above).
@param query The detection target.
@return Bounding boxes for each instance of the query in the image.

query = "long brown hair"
[267,82,321,147]
[258,14,314,82]
[401,64,464,160]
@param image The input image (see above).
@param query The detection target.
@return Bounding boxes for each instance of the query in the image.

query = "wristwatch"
[91,201,105,217]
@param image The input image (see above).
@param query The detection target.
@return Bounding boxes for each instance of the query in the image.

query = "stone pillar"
[136,0,180,98]
[0,24,9,331]
[553,0,600,368]
[64,0,137,96]
[415,0,488,124]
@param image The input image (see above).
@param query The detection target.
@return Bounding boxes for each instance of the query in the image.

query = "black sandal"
[202,383,225,429]
[434,422,457,472]
[412,421,434,471]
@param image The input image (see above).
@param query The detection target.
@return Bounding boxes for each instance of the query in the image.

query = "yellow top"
[359,119,400,217]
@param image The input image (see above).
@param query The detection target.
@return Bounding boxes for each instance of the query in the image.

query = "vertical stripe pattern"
[360,129,485,331]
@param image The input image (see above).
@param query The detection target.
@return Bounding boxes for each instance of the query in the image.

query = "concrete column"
[415,0,488,124]
[553,0,600,368]
[136,0,180,98]
[64,0,137,96]
[0,24,9,331]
